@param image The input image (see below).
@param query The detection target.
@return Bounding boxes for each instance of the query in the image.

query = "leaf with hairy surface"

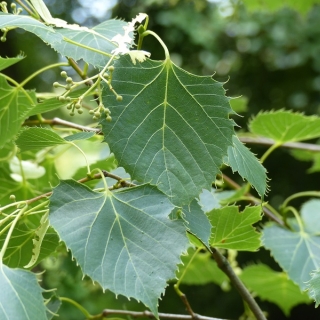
[49,180,189,316]
[101,55,235,206]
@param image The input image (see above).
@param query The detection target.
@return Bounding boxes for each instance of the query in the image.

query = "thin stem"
[59,297,92,318]
[19,62,69,87]
[101,309,225,320]
[283,206,304,231]
[239,136,320,152]
[0,204,27,260]
[260,143,281,163]
[281,191,320,210]
[67,142,91,174]
[14,0,36,16]
[210,248,267,320]
[141,30,170,59]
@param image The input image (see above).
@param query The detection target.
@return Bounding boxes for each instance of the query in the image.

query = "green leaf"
[176,247,228,286]
[0,13,129,67]
[262,200,320,290]
[0,13,62,45]
[249,110,320,144]
[54,19,129,67]
[0,54,24,71]
[225,136,267,197]
[240,264,311,316]
[229,96,248,113]
[16,127,67,151]
[101,56,235,206]
[0,74,36,148]
[306,269,320,307]
[64,131,95,142]
[182,200,211,247]
[0,262,47,319]
[0,215,60,268]
[208,205,262,251]
[49,180,189,316]
[46,294,61,320]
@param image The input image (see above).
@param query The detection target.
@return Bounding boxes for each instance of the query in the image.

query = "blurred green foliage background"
[2,0,320,319]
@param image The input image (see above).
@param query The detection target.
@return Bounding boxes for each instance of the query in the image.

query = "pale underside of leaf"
[262,223,320,290]
[49,180,189,316]
[306,269,320,307]
[0,262,47,319]
[101,56,235,206]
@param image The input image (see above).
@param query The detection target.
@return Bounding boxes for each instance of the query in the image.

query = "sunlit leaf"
[306,269,320,307]
[176,247,228,286]
[101,55,235,206]
[16,127,66,151]
[249,110,320,144]
[240,264,311,316]
[0,54,24,71]
[182,200,211,247]
[208,205,262,251]
[49,180,189,316]
[262,200,320,290]
[0,262,47,319]
[0,75,36,148]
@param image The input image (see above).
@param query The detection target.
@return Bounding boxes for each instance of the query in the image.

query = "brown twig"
[239,136,320,152]
[26,171,134,205]
[100,309,226,320]
[210,248,267,320]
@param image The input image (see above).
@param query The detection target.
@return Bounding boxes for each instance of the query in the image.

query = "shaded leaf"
[262,203,320,290]
[101,55,235,206]
[0,262,47,319]
[49,180,189,316]
[16,127,66,151]
[249,110,320,144]
[208,205,262,251]
[240,264,311,316]
[182,200,211,247]
[176,247,228,286]
[46,294,61,320]
[0,75,36,148]
[306,269,320,307]
[0,54,24,71]
[225,136,267,198]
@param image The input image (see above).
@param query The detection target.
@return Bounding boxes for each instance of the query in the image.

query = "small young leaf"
[208,206,262,251]
[224,136,267,198]
[249,110,320,144]
[0,262,47,319]
[176,247,228,286]
[240,264,311,316]
[101,55,235,206]
[306,269,320,307]
[182,200,211,247]
[64,131,95,142]
[16,127,67,151]
[49,180,189,316]
[0,55,24,71]
[0,75,36,148]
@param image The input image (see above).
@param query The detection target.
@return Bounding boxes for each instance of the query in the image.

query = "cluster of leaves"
[1,1,320,319]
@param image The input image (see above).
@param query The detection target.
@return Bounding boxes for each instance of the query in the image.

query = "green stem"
[281,191,320,210]
[0,204,27,260]
[15,0,39,18]
[67,142,91,174]
[141,30,170,59]
[59,297,92,318]
[283,206,304,231]
[260,143,281,163]
[19,62,69,87]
